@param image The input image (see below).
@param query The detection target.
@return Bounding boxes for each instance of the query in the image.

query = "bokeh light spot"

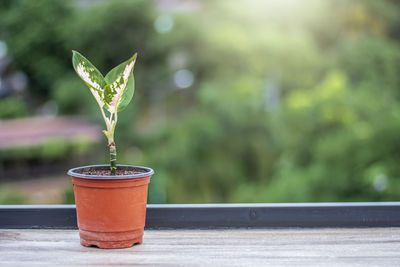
[174,69,194,89]
[154,15,174,34]
[0,41,7,59]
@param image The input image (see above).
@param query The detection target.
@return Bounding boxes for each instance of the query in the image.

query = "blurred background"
[0,0,399,204]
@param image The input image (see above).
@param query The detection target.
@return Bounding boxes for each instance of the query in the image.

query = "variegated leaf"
[104,53,137,113]
[72,50,107,107]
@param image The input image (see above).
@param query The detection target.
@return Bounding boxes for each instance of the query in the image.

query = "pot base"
[79,228,144,249]
[80,237,143,249]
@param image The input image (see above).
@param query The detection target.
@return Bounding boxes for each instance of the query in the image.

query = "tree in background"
[1,0,400,203]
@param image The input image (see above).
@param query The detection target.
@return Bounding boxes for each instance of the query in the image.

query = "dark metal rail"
[1,202,399,229]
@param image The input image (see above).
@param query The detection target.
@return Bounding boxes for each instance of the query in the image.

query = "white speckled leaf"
[72,50,107,107]
[104,53,137,113]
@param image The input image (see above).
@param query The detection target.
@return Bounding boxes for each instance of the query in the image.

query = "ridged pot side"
[68,165,153,249]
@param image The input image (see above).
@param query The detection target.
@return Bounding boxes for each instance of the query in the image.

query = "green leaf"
[104,53,137,113]
[72,50,107,107]
[117,74,135,112]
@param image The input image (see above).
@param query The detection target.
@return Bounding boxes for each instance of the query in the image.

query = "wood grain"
[0,228,399,266]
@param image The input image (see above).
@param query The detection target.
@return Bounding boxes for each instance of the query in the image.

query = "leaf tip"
[72,50,79,61]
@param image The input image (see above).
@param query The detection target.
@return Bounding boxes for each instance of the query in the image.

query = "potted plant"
[67,51,154,249]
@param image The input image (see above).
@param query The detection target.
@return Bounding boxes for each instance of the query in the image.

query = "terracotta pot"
[67,164,154,249]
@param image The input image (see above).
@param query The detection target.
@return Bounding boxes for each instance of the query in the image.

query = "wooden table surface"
[1,228,399,266]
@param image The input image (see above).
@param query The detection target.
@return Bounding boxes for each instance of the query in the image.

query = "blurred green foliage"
[0,96,28,119]
[62,184,75,205]
[1,0,400,203]
[0,137,96,161]
[0,186,27,204]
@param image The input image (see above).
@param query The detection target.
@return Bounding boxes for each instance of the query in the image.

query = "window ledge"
[1,202,400,229]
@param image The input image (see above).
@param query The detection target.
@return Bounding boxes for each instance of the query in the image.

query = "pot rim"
[67,164,154,180]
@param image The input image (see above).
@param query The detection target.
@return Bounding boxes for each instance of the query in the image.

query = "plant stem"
[99,105,109,129]
[109,140,117,175]
[109,111,118,175]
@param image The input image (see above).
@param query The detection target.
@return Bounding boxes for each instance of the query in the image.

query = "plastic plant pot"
[67,164,154,249]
